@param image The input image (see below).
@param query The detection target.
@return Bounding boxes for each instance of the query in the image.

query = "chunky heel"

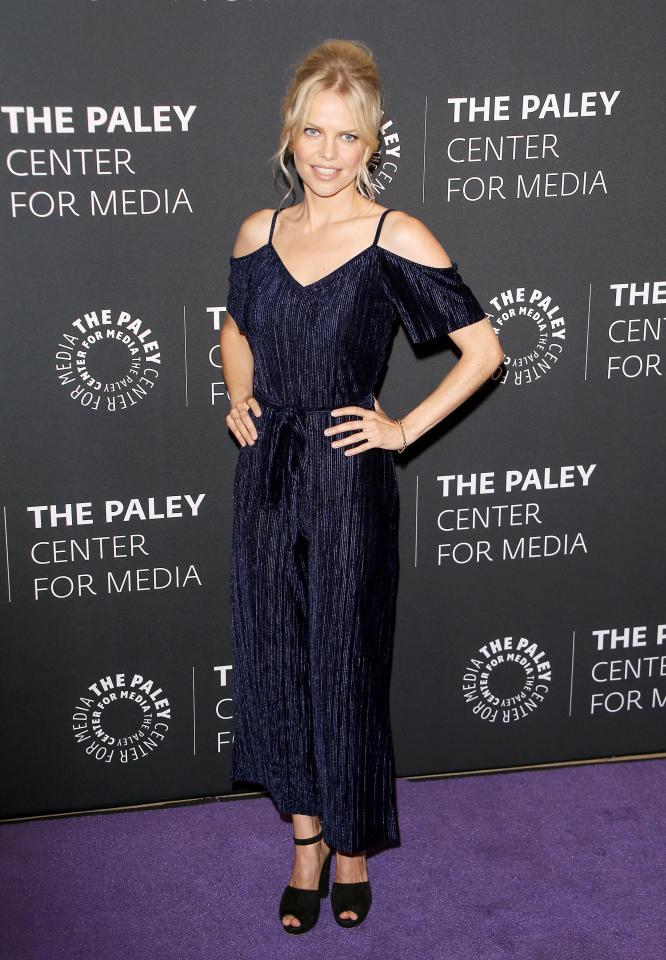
[279,829,333,934]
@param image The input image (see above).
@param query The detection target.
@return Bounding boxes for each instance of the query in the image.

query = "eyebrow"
[304,121,358,133]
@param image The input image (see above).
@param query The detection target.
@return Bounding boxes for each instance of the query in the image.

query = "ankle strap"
[293,829,324,845]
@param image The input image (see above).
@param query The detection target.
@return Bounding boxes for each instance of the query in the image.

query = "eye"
[302,127,358,142]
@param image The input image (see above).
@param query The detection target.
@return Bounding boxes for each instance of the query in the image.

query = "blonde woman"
[221,38,504,934]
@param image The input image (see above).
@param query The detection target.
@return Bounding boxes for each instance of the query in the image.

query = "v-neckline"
[269,242,376,291]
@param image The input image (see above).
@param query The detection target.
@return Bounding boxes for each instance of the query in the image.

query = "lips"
[311,165,339,177]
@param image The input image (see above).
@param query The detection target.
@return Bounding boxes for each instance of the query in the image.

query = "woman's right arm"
[220,316,259,447]
[220,210,272,447]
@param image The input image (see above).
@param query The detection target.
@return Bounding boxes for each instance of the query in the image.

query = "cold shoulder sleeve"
[379,248,488,345]
[226,255,250,334]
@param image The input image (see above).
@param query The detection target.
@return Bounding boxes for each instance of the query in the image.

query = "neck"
[297,184,374,228]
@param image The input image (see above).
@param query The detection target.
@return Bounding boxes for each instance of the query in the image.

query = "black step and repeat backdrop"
[1,0,664,820]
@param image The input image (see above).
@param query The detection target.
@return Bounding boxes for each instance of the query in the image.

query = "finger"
[230,419,252,446]
[341,438,374,456]
[227,416,247,447]
[330,405,369,418]
[323,417,367,437]
[239,412,259,443]
[243,408,261,441]
[245,396,265,432]
[230,408,257,445]
[241,399,263,443]
[331,431,373,449]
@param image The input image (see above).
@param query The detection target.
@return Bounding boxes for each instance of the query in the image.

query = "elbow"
[479,345,505,379]
[464,343,505,373]
[490,337,506,366]
[491,347,506,374]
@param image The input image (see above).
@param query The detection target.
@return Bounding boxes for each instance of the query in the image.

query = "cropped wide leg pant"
[229,389,401,853]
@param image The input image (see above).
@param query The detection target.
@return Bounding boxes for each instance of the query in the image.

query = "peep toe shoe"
[331,868,372,928]
[279,829,333,935]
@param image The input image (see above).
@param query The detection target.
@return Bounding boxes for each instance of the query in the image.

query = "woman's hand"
[324,396,405,456]
[227,396,263,447]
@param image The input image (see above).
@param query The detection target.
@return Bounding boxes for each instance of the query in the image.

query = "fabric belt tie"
[253,389,375,509]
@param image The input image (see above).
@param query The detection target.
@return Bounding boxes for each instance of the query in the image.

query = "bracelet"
[395,418,408,453]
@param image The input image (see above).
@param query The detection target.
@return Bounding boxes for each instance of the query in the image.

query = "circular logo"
[462,634,552,723]
[72,671,171,763]
[367,109,402,190]
[488,283,569,386]
[55,307,162,411]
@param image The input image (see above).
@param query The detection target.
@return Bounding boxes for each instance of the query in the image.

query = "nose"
[319,136,336,161]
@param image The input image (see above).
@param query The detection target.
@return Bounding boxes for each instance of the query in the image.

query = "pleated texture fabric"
[226,207,487,853]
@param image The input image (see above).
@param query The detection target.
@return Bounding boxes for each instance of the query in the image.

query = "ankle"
[291,813,322,840]
[334,850,368,883]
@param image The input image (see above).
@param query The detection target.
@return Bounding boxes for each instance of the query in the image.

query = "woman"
[220,39,505,934]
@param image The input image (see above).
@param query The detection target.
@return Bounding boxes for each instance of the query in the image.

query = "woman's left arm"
[380,211,505,445]
[400,321,505,446]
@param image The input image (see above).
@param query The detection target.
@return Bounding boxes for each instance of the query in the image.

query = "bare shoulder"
[379,210,454,268]
[231,208,275,258]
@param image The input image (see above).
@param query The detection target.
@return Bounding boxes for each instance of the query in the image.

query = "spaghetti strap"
[268,208,280,247]
[373,208,394,246]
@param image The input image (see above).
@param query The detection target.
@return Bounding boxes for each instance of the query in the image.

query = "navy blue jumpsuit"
[226,206,487,853]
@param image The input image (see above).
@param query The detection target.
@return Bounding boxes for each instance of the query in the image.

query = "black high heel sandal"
[279,828,333,935]
[331,862,372,928]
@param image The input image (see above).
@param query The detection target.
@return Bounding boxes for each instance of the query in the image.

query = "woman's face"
[290,88,367,197]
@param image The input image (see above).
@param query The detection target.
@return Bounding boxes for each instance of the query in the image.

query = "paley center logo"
[367,110,402,194]
[72,671,171,763]
[462,634,552,723]
[488,281,569,387]
[55,307,162,411]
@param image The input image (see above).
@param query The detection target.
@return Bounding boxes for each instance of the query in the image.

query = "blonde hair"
[270,39,384,207]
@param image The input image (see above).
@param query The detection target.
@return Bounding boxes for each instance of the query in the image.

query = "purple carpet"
[2,758,664,959]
